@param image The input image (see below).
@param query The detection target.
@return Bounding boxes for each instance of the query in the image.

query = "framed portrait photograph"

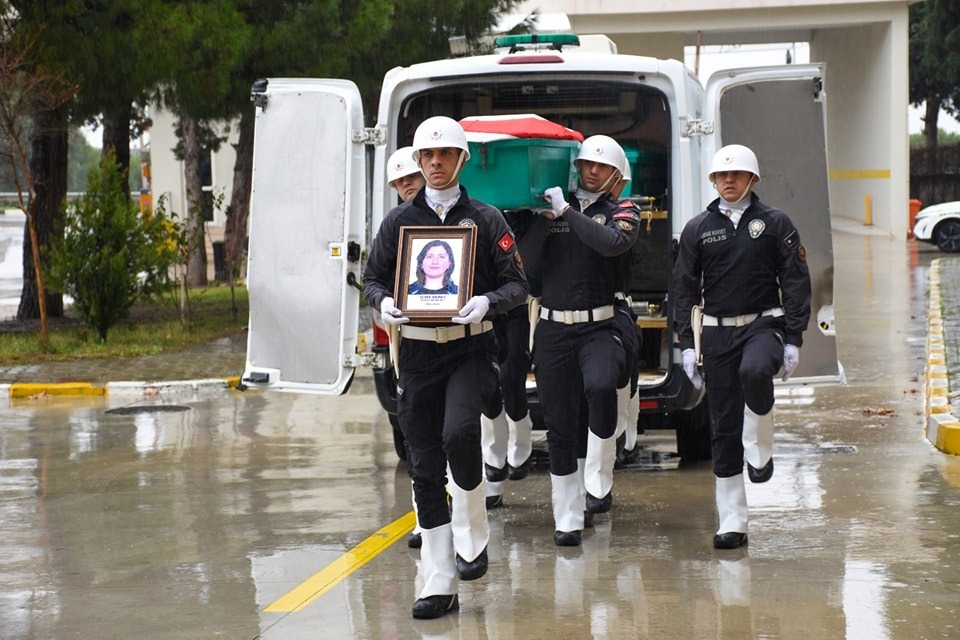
[394,225,476,322]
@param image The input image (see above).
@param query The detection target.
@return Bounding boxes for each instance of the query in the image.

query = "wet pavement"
[1,221,960,639]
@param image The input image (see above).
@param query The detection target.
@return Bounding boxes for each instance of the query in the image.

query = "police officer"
[672,144,811,550]
[523,134,641,546]
[387,145,426,203]
[481,208,538,508]
[363,116,528,619]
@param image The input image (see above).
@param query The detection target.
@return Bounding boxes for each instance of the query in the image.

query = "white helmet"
[411,116,471,163]
[386,146,421,185]
[708,144,761,183]
[576,135,626,173]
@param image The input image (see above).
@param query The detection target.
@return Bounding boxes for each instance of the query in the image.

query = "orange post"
[865,195,872,226]
[908,198,922,239]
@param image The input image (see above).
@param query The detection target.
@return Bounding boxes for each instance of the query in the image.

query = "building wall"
[516,0,912,237]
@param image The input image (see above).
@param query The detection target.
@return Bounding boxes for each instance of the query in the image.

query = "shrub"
[49,151,178,341]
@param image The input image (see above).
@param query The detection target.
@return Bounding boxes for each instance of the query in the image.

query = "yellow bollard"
[864,194,872,226]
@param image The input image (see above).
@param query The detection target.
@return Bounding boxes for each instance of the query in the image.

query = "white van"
[239,34,842,462]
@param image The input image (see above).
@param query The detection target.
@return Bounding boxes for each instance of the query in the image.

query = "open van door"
[704,64,844,385]
[241,78,368,394]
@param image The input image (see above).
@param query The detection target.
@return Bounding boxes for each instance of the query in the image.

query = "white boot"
[551,470,585,544]
[615,385,631,441]
[418,523,457,598]
[506,412,533,469]
[714,474,749,549]
[481,409,509,479]
[584,430,616,513]
[742,405,774,469]
[624,388,639,452]
[447,473,490,565]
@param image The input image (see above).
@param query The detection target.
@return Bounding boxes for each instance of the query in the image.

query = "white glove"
[543,186,569,218]
[380,296,408,326]
[781,344,800,381]
[452,295,490,324]
[681,348,703,390]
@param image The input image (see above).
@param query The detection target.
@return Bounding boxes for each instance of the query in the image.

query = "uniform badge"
[797,244,807,262]
[513,250,524,270]
[497,233,515,252]
[617,220,634,232]
[748,219,765,239]
[593,214,606,224]
[458,218,476,227]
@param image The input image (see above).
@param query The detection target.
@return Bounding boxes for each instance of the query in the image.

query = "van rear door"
[704,64,844,384]
[241,78,367,394]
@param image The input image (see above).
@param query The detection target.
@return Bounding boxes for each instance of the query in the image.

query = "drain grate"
[106,405,190,415]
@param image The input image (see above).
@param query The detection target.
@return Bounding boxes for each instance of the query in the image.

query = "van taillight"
[499,55,564,65]
[373,322,390,346]
[638,400,659,410]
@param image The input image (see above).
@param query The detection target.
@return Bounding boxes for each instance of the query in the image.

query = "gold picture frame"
[394,225,476,322]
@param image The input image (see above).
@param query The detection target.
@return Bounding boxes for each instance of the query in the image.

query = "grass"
[0,284,249,365]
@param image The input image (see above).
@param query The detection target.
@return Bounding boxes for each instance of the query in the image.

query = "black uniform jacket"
[363,186,529,324]
[520,194,641,311]
[672,193,812,350]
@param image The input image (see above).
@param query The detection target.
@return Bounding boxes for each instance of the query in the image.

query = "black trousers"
[533,319,625,476]
[483,305,531,421]
[701,316,785,478]
[398,334,499,529]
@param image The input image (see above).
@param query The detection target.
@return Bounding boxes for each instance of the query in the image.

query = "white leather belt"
[539,305,615,325]
[701,307,784,327]
[399,321,493,344]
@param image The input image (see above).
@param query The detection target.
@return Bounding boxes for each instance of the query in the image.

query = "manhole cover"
[106,405,190,415]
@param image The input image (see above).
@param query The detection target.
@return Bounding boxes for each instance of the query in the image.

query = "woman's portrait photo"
[394,226,476,321]
[409,240,459,295]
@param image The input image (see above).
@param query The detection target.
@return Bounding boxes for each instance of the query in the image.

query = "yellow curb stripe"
[264,511,416,613]
[828,169,891,180]
[9,382,105,398]
[925,259,960,455]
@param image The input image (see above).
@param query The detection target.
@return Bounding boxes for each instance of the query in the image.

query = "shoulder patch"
[497,232,515,252]
[613,211,640,221]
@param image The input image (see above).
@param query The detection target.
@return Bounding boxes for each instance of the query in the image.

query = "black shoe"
[583,510,595,528]
[713,532,748,549]
[407,532,422,549]
[485,463,508,482]
[507,457,532,480]
[554,529,582,546]
[485,494,503,509]
[412,594,459,619]
[585,491,612,515]
[456,547,488,581]
[616,445,638,468]
[747,459,774,483]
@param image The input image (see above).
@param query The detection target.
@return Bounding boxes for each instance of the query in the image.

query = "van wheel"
[389,414,408,461]
[675,401,712,461]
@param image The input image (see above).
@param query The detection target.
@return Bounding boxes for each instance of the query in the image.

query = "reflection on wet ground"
[1,228,960,639]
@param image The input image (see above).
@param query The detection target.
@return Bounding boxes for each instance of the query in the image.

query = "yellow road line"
[264,510,416,613]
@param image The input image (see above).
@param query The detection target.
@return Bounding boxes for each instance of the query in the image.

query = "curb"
[1,376,241,400]
[925,259,960,455]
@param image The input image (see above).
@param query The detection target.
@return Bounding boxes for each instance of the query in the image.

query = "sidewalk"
[0,330,248,398]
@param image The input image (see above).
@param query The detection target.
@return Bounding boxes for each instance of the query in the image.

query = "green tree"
[910,0,960,148]
[219,0,518,287]
[49,151,176,342]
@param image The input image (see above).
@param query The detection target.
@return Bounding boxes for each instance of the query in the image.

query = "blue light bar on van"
[494,33,580,51]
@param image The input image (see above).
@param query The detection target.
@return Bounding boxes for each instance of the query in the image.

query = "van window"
[398,76,673,302]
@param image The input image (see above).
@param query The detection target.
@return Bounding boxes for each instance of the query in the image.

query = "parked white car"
[913,201,960,252]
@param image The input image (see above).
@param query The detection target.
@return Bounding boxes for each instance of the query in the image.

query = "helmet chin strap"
[716,176,757,206]
[580,168,622,195]
[434,150,466,191]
